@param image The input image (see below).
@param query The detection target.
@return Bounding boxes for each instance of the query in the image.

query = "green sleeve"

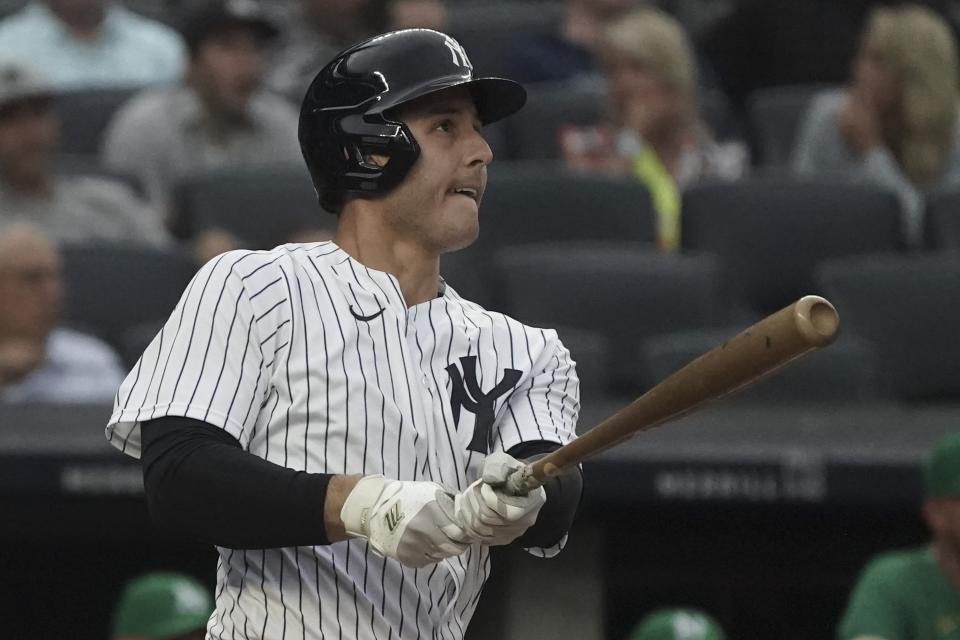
[838,559,906,640]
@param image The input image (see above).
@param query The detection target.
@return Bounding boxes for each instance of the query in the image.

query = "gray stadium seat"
[681,177,904,315]
[55,87,139,156]
[448,2,564,79]
[173,164,336,248]
[479,162,656,252]
[816,253,960,401]
[503,80,741,161]
[496,243,726,392]
[924,189,960,250]
[57,153,145,198]
[747,84,835,168]
[61,242,197,361]
[502,80,606,161]
[639,328,881,402]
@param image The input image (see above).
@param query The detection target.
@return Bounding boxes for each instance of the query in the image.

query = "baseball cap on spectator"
[0,62,53,110]
[629,608,727,640]
[924,432,960,498]
[111,572,213,639]
[178,0,279,52]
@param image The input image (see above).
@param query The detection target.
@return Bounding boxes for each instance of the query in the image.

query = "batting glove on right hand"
[454,452,546,546]
[340,475,473,568]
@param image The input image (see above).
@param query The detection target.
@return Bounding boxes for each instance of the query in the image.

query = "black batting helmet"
[298,29,527,213]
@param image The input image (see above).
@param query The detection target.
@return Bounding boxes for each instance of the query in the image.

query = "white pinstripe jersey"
[105,241,580,640]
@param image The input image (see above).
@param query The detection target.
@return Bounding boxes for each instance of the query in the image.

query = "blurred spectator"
[266,0,374,101]
[367,0,447,32]
[560,6,747,251]
[101,0,301,226]
[0,61,167,246]
[628,608,727,640]
[111,571,213,640]
[838,431,960,640]
[0,0,185,90]
[0,224,124,404]
[791,4,960,249]
[698,0,951,109]
[506,0,637,85]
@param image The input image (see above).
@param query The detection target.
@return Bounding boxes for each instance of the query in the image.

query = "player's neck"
[334,210,441,307]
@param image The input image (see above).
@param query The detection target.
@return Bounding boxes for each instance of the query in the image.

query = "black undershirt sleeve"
[507,441,584,550]
[140,417,581,552]
[140,416,333,549]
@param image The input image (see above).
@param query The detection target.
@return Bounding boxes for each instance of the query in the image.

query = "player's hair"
[865,4,960,188]
[602,6,698,100]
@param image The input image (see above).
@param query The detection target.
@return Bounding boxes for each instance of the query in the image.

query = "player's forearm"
[141,416,337,549]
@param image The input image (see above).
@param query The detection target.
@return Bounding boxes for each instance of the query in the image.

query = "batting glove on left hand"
[454,452,546,546]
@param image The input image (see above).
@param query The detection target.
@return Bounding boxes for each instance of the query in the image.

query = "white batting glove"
[454,452,547,546]
[340,475,473,568]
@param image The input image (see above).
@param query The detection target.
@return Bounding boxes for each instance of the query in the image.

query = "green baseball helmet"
[111,572,213,639]
[628,608,727,640]
[924,432,960,498]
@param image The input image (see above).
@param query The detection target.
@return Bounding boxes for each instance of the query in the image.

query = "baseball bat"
[503,295,839,495]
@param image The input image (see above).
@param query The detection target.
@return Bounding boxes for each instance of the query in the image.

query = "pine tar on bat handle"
[502,295,840,496]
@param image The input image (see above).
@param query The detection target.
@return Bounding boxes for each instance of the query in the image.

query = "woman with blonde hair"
[792,4,960,247]
[561,6,747,251]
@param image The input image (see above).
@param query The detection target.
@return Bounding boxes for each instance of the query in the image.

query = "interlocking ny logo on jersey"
[384,503,404,532]
[446,356,521,453]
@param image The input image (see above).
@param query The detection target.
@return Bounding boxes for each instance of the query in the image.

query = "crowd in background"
[3,0,960,638]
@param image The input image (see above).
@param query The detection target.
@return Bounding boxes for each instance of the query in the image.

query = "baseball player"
[106,29,583,640]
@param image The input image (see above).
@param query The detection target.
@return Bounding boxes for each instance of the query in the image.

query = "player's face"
[0,98,59,184]
[379,88,493,254]
[190,26,264,119]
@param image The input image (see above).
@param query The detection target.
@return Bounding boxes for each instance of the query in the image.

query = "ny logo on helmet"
[442,36,472,70]
[446,356,521,453]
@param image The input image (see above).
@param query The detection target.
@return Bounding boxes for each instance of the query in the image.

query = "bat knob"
[795,295,839,346]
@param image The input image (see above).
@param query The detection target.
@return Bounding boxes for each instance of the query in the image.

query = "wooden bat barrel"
[503,295,839,495]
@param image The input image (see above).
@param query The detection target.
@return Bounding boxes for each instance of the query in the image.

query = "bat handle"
[503,464,544,496]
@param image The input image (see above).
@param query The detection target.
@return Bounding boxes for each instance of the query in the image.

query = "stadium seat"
[61,242,197,361]
[55,87,139,156]
[924,188,960,250]
[681,177,904,315]
[479,162,656,252]
[172,164,336,248]
[816,253,960,401]
[495,243,726,391]
[502,80,607,160]
[639,328,881,402]
[448,2,564,79]
[57,153,145,198]
[747,84,835,168]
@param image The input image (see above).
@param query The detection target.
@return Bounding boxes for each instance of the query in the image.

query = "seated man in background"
[266,0,375,102]
[0,61,167,246]
[560,6,747,251]
[0,0,185,90]
[0,224,124,404]
[791,4,960,249]
[111,572,213,640]
[838,431,960,640]
[102,0,303,256]
[629,608,728,640]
